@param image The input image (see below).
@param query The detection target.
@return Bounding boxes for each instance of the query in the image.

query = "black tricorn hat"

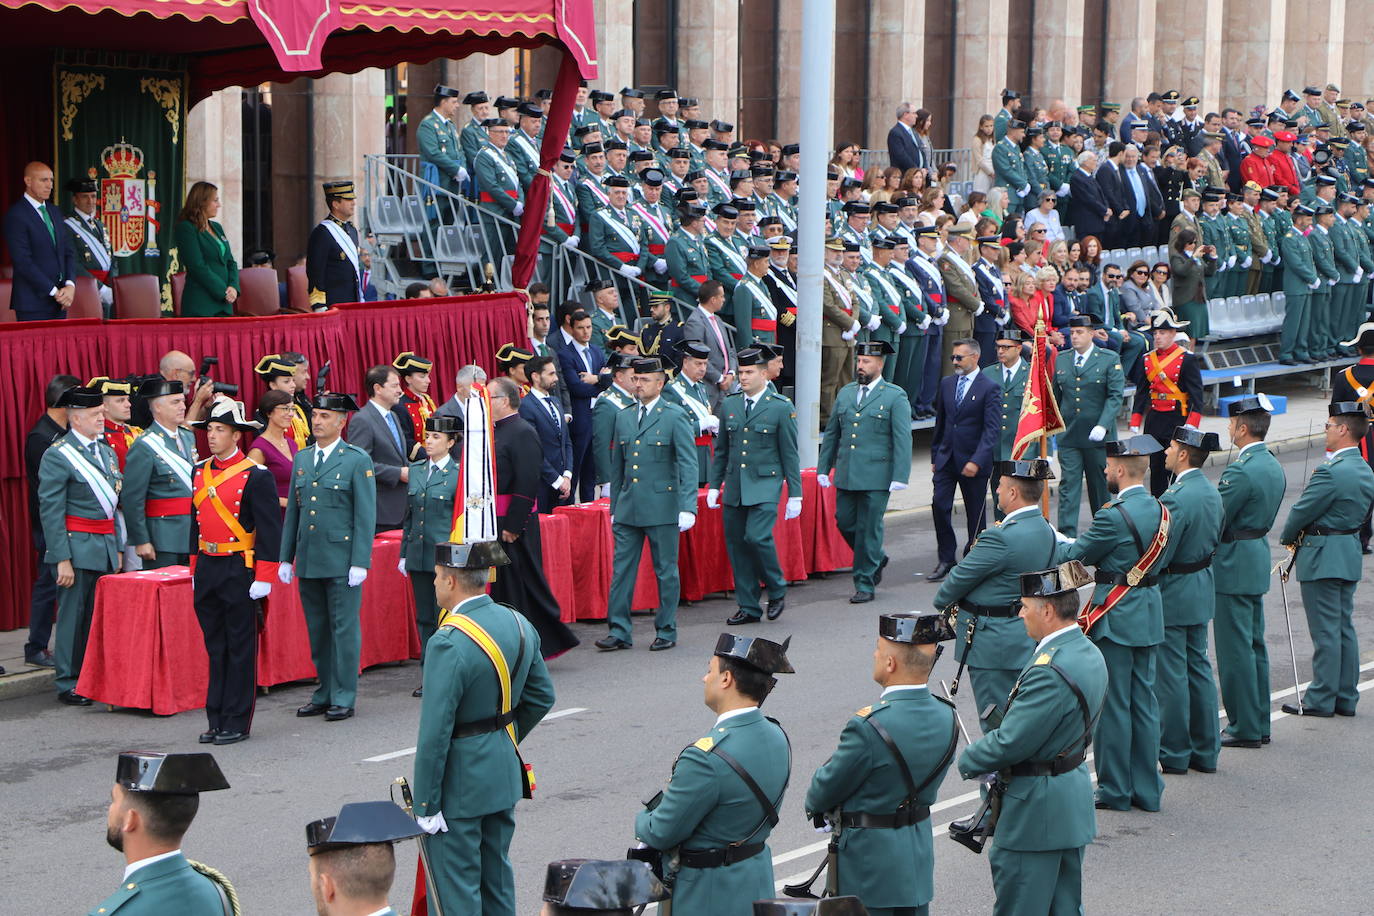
[1019,560,1093,598]
[855,340,895,357]
[436,540,510,569]
[714,633,795,674]
[116,752,230,795]
[1228,392,1274,415]
[675,339,711,360]
[57,386,104,409]
[1105,434,1164,457]
[305,801,422,854]
[997,458,1055,479]
[736,347,767,367]
[136,378,185,399]
[879,613,955,644]
[1172,426,1221,451]
[543,858,668,908]
[1329,401,1367,417]
[424,415,462,435]
[311,392,361,413]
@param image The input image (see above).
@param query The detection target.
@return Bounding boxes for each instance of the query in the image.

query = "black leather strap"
[855,705,959,828]
[1005,659,1101,779]
[960,601,1019,617]
[454,709,516,738]
[712,745,780,829]
[1094,569,1158,588]
[1221,527,1266,543]
[1115,502,1147,556]
[679,841,766,868]
[1303,524,1360,536]
[1164,554,1213,575]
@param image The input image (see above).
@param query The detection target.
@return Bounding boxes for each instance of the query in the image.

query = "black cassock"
[491,413,580,658]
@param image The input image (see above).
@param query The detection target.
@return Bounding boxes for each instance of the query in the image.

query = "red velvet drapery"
[511,51,583,290]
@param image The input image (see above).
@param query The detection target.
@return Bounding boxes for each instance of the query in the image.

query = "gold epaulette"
[855,705,873,718]
[309,288,327,306]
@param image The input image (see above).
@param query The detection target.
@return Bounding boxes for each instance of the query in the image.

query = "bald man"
[132,350,216,428]
[4,162,77,320]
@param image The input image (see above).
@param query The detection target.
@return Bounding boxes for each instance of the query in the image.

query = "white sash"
[482,147,521,189]
[513,132,540,166]
[706,169,732,198]
[632,202,671,242]
[889,265,922,299]
[598,209,641,253]
[941,249,977,285]
[582,178,610,206]
[850,277,875,312]
[772,197,797,230]
[551,180,576,220]
[823,269,853,311]
[64,216,112,271]
[742,276,776,319]
[57,441,118,519]
[770,274,798,305]
[866,270,900,313]
[708,235,748,274]
[670,377,714,423]
[320,218,360,279]
[136,429,194,492]
[911,254,944,290]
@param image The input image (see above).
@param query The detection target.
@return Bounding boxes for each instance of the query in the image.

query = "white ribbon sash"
[598,209,641,253]
[482,147,522,189]
[320,218,360,279]
[670,377,714,423]
[57,441,118,519]
[581,178,610,206]
[742,276,776,319]
[551,180,577,220]
[823,270,853,311]
[632,202,671,242]
[64,216,112,271]
[137,430,194,492]
[708,236,748,274]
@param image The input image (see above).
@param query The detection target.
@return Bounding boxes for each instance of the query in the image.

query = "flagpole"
[1039,431,1050,519]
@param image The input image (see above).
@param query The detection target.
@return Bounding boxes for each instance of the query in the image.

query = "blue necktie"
[385,410,404,454]
[956,376,968,404]
[1128,168,1146,214]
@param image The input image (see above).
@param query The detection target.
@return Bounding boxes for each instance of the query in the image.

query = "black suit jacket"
[344,401,411,528]
[1069,168,1109,238]
[4,199,77,319]
[1094,160,1130,216]
[518,391,574,487]
[305,218,362,307]
[887,123,922,173]
[557,343,607,433]
[1222,132,1245,192]
[931,370,1001,474]
[1122,163,1164,219]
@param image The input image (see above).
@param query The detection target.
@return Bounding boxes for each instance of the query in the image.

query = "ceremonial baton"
[940,679,974,745]
[391,777,445,916]
[1274,547,1304,716]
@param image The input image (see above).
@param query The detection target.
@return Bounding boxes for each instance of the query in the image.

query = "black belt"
[1221,528,1266,543]
[1303,524,1360,537]
[1094,569,1157,588]
[1164,555,1213,575]
[838,805,931,829]
[960,601,1019,618]
[1007,750,1087,778]
[453,710,516,739]
[678,842,766,868]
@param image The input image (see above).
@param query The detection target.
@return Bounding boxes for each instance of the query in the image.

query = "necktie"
[1075,352,1085,369]
[638,405,648,425]
[545,396,560,428]
[856,386,865,408]
[385,410,404,454]
[316,448,326,469]
[956,376,968,404]
[1004,367,1012,386]
[37,203,55,245]
[744,398,754,418]
[580,346,592,373]
[87,442,100,465]
[426,463,435,485]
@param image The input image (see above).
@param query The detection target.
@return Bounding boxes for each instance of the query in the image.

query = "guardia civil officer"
[956,562,1107,916]
[279,392,377,722]
[634,634,793,916]
[122,379,196,569]
[306,180,362,309]
[305,801,422,916]
[540,859,667,915]
[1278,402,1374,717]
[412,541,555,916]
[805,614,958,916]
[94,752,237,915]
[710,347,803,625]
[1053,316,1125,537]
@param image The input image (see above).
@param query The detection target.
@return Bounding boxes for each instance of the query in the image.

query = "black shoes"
[325,706,354,721]
[57,690,92,707]
[1278,358,1302,366]
[198,729,219,744]
[1282,703,1332,717]
[1220,735,1262,749]
[874,557,889,586]
[214,731,249,745]
[849,591,874,604]
[926,562,953,582]
[297,702,329,717]
[1190,763,1217,774]
[594,636,631,651]
[727,611,760,626]
[1160,765,1188,775]
[1336,708,1357,717]
[412,686,424,698]
[766,597,786,620]
[649,638,676,652]
[25,650,54,668]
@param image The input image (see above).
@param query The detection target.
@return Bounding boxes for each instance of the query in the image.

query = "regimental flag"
[1011,319,1066,459]
[449,383,497,543]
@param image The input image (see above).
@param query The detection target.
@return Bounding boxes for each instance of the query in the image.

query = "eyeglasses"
[1031,227,1047,233]
[995,342,1019,349]
[1131,268,1148,275]
[1105,273,1123,280]
[950,353,974,362]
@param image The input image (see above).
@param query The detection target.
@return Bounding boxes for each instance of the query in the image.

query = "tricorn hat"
[305,801,422,854]
[714,633,795,675]
[542,859,668,909]
[193,395,263,431]
[1019,560,1093,598]
[424,414,462,435]
[116,752,230,795]
[311,392,361,413]
[1172,426,1221,451]
[879,613,955,645]
[997,458,1055,479]
[1105,434,1164,457]
[435,540,510,569]
[1147,308,1189,330]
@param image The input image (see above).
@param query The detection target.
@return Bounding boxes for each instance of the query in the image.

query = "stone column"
[591,0,635,93]
[774,0,803,143]
[311,70,386,220]
[185,88,244,260]
[1342,1,1374,99]
[951,0,1010,150]
[450,52,518,100]
[1032,0,1084,111]
[1221,0,1286,110]
[867,0,926,150]
[676,0,741,123]
[405,61,445,159]
[1155,0,1224,111]
[1102,0,1154,105]
[1283,0,1344,92]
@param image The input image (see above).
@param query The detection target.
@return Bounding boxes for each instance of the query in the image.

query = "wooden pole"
[1039,431,1050,519]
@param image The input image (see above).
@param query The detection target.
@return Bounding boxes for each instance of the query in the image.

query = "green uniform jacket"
[38,431,122,571]
[1279,226,1318,293]
[861,262,905,344]
[992,138,1029,197]
[1332,217,1361,281]
[1354,218,1374,274]
[413,595,556,818]
[1214,442,1285,596]
[587,206,649,274]
[1201,212,1234,268]
[417,110,467,192]
[993,108,1013,142]
[1044,141,1075,190]
[706,231,749,297]
[995,361,1029,461]
[592,386,637,485]
[589,307,619,350]
[459,117,488,172]
[1024,145,1050,197]
[1056,485,1165,647]
[1053,345,1124,448]
[818,380,913,490]
[1158,468,1222,626]
[958,627,1107,852]
[709,390,801,506]
[1279,448,1374,582]
[608,398,698,526]
[1310,224,1340,282]
[66,212,119,287]
[934,506,1054,668]
[805,689,957,909]
[474,146,525,218]
[734,273,778,346]
[280,441,377,577]
[121,424,197,552]
[1226,212,1252,262]
[401,457,457,570]
[635,707,789,916]
[88,852,228,915]
[507,129,542,186]
[667,229,711,305]
[173,219,238,317]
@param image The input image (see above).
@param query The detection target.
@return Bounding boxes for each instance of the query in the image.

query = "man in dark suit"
[680,279,738,407]
[1221,109,1247,192]
[887,102,923,173]
[556,309,607,501]
[4,162,77,320]
[1068,150,1111,240]
[1094,142,1131,248]
[518,355,575,513]
[927,338,1001,581]
[343,364,410,531]
[1119,145,1164,247]
[305,179,362,309]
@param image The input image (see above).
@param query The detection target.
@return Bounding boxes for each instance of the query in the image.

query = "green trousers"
[988,844,1083,916]
[893,332,927,414]
[1056,445,1107,538]
[607,521,679,643]
[1092,637,1163,811]
[298,576,363,708]
[1339,281,1364,347]
[695,443,711,487]
[1309,290,1333,358]
[54,568,104,694]
[1175,298,1210,341]
[834,488,891,593]
[1299,578,1360,714]
[723,502,786,620]
[1157,624,1220,770]
[410,571,439,662]
[1278,291,1311,361]
[1214,592,1271,742]
[426,807,516,916]
[143,551,188,569]
[969,666,1021,734]
[867,907,927,916]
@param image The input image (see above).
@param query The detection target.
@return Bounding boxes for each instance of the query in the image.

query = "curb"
[0,667,55,703]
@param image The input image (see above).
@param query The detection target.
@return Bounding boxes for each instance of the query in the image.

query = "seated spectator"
[1078,234,1104,284]
[1148,261,1173,312]
[1022,191,1065,242]
[1119,259,1156,326]
[1046,240,1072,280]
[404,282,434,299]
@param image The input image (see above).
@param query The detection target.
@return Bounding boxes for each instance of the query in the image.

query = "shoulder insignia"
[855,705,873,717]
[1115,364,1122,371]
[933,694,956,709]
[692,736,715,752]
[1033,652,1052,666]
[365,469,374,478]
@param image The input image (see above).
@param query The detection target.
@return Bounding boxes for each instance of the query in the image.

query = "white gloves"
[1057,183,1070,196]
[897,321,907,335]
[974,304,985,316]
[919,314,933,330]
[1309,279,1322,290]
[347,566,368,588]
[935,312,950,326]
[817,473,831,488]
[1356,267,1365,283]
[1054,530,1076,545]
[1020,184,1031,196]
[1261,249,1272,264]
[99,285,114,307]
[1129,426,1141,435]
[278,563,294,585]
[995,312,1009,326]
[1226,255,1236,269]
[620,265,641,278]
[563,235,580,249]
[841,327,857,341]
[785,497,802,520]
[1088,425,1107,442]
[598,482,610,498]
[653,258,668,273]
[416,813,449,835]
[701,415,720,434]
[706,489,720,509]
[866,315,881,331]
[888,481,908,492]
[513,202,525,217]
[678,512,697,532]
[248,581,272,600]
[455,167,470,184]
[1273,254,1281,266]
[397,558,407,576]
[1328,277,1338,286]
[1241,256,1252,269]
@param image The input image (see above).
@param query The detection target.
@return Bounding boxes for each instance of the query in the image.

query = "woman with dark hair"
[173,181,239,317]
[1078,234,1103,284]
[1148,261,1173,313]
[913,108,936,176]
[830,141,864,181]
[1119,259,1156,326]
[900,167,928,195]
[1170,228,1218,339]
[246,389,299,509]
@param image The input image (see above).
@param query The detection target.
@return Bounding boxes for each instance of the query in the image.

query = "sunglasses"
[950,353,974,362]
[1132,268,1148,275]
[1031,227,1047,233]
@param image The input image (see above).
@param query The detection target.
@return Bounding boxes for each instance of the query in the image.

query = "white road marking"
[361,708,587,763]
[544,706,588,721]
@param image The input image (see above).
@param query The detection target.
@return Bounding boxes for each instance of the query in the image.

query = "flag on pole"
[449,382,497,543]
[1011,319,1065,458]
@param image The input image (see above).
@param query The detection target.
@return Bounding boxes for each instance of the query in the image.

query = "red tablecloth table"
[552,500,659,620]
[537,513,578,623]
[801,469,854,573]
[77,536,421,714]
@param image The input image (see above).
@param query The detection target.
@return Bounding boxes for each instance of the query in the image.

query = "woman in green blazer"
[174,181,239,317]
[1168,227,1217,340]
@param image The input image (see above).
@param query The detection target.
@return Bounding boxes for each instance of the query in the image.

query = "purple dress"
[256,436,299,502]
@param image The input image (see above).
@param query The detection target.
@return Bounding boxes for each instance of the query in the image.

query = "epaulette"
[854,705,873,718]
[1032,645,1060,666]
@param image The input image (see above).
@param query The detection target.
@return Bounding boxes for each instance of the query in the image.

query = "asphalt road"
[5,445,1374,915]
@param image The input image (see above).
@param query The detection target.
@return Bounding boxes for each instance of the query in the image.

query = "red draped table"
[77,536,421,715]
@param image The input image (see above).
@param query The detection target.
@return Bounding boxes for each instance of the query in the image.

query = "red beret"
[1274,131,1297,143]
[1251,135,1274,148]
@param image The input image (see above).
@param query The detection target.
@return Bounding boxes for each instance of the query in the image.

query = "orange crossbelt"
[1079,503,1171,634]
[194,457,258,567]
[1145,347,1187,413]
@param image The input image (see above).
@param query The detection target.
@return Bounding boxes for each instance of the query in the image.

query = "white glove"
[1088,425,1107,442]
[455,167,470,184]
[599,482,610,498]
[678,512,697,532]
[1227,255,1236,268]
[1273,254,1281,266]
[654,258,668,273]
[864,314,880,331]
[888,481,908,492]
[277,563,294,585]
[1020,184,1031,196]
[619,265,641,278]
[1328,277,1338,286]
[397,558,407,576]
[1129,426,1141,435]
[702,415,720,434]
[347,566,368,588]
[1057,183,1070,196]
[897,321,907,335]
[1261,249,1272,264]
[936,312,950,326]
[706,489,720,509]
[785,497,802,520]
[995,312,1009,326]
[817,473,832,488]
[1356,267,1365,283]
[99,285,114,307]
[919,314,932,330]
[248,581,272,600]
[416,813,449,835]
[1054,530,1076,545]
[1309,279,1322,290]
[841,327,857,341]
[1241,256,1252,269]
[974,304,985,316]
[563,235,580,249]
[513,202,525,217]
[849,320,861,335]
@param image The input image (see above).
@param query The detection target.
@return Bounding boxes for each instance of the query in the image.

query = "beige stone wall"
[1221,0,1287,112]
[1283,0,1344,92]
[1154,0,1224,111]
[951,0,1010,152]
[774,0,803,143]
[310,70,386,221]
[449,53,518,100]
[185,89,243,260]
[1342,1,1374,101]
[591,0,635,93]
[676,0,742,122]
[1033,0,1084,110]
[867,0,926,150]
[1103,0,1155,105]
